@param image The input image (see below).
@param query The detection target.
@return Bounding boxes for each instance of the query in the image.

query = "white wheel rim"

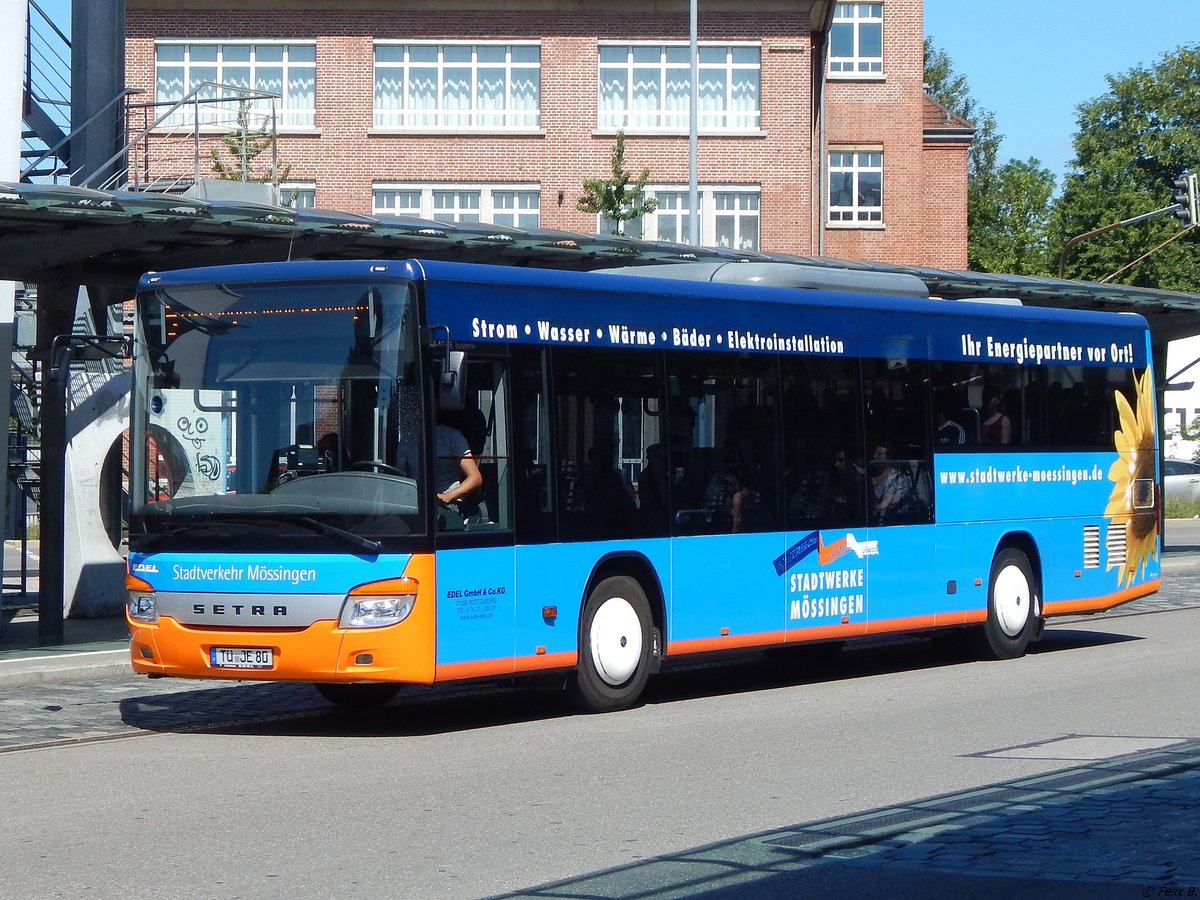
[589,597,643,686]
[993,563,1031,637]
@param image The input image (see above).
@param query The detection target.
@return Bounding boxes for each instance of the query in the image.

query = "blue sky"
[925,0,1200,187]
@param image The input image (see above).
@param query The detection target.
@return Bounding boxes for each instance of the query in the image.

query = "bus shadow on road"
[117,628,1143,738]
[492,739,1200,900]
[643,626,1142,707]
[1032,627,1142,653]
[117,678,575,738]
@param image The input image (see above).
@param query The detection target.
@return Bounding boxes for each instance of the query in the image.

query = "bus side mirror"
[438,350,466,412]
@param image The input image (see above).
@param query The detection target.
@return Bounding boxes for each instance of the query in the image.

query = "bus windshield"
[129,277,426,550]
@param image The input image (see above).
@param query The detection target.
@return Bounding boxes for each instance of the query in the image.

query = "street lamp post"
[688,0,699,246]
[1057,205,1184,278]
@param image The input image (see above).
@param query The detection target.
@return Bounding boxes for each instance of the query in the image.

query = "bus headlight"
[129,593,158,623]
[126,572,158,623]
[339,577,420,629]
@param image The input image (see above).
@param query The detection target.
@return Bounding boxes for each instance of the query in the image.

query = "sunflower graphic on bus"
[1104,368,1158,586]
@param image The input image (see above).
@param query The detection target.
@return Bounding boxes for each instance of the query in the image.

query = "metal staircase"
[21,0,71,183]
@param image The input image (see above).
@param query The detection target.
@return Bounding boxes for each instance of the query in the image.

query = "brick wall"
[921,141,970,268]
[125,0,966,266]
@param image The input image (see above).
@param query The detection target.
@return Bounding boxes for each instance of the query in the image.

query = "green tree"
[924,39,1055,274]
[210,99,290,184]
[973,158,1056,275]
[577,131,659,235]
[1053,44,1200,289]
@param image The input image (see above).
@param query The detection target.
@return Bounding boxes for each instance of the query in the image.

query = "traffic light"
[1171,171,1198,227]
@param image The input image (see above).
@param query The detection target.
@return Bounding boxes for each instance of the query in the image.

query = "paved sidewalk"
[0,613,131,685]
[501,738,1200,899]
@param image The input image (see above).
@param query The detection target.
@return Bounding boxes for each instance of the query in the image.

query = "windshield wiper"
[132,511,382,555]
[292,515,382,555]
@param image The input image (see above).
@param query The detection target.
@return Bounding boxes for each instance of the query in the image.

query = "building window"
[279,182,316,209]
[829,3,883,76]
[598,44,760,132]
[829,151,882,223]
[599,186,760,250]
[374,42,540,129]
[373,189,423,217]
[652,191,697,243]
[433,189,481,223]
[155,42,316,128]
[714,191,760,250]
[492,190,541,229]
[374,185,541,228]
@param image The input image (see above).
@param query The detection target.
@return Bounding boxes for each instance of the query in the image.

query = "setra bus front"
[125,261,442,699]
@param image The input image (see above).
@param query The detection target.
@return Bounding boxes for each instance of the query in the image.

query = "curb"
[0,650,135,687]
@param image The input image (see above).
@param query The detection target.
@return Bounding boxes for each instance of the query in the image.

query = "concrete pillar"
[63,367,130,617]
[71,0,127,187]
[0,1,27,541]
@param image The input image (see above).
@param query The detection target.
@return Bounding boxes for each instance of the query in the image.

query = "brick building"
[124,0,971,267]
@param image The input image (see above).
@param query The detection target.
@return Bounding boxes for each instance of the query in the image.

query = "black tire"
[314,682,401,707]
[570,575,654,712]
[975,548,1038,660]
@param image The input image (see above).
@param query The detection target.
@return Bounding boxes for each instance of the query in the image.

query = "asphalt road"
[1,580,1198,898]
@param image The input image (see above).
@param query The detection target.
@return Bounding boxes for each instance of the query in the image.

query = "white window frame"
[279,182,316,209]
[154,41,316,129]
[373,41,541,130]
[598,42,761,133]
[373,184,541,228]
[598,185,761,250]
[828,149,883,225]
[828,3,884,77]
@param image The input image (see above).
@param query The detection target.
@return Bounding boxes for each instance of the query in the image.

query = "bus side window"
[551,347,657,542]
[438,357,513,532]
[512,347,555,543]
[863,356,931,526]
[666,351,782,535]
[781,355,867,531]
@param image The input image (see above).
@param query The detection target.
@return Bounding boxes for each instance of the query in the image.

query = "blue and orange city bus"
[125,259,1160,710]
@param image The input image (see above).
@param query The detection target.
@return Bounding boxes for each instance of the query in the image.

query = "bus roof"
[138,257,1151,334]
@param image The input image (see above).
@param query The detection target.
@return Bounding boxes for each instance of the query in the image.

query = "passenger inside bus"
[434,421,483,511]
[980,387,1013,444]
[869,443,915,524]
[582,441,638,535]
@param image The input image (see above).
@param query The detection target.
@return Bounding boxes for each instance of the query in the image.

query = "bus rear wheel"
[570,576,653,713]
[976,548,1038,660]
[314,682,401,707]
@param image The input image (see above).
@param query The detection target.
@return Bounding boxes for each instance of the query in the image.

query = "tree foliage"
[1053,45,1200,290]
[973,158,1056,275]
[577,131,659,234]
[210,100,290,184]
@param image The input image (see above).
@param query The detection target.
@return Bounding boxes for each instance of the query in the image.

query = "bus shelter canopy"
[3,181,1200,346]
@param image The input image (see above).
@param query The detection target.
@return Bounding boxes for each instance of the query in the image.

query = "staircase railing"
[81,83,282,195]
[21,88,144,184]
[21,0,71,181]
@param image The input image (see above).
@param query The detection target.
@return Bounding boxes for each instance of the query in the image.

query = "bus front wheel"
[977,548,1038,660]
[570,576,653,713]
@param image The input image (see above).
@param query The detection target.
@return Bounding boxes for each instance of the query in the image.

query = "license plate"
[210,647,274,669]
